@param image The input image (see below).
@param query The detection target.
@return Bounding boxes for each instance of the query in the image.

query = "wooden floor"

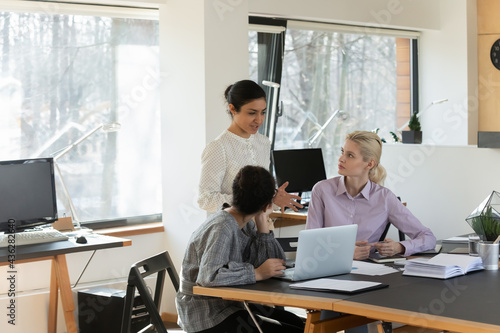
[163,320,182,329]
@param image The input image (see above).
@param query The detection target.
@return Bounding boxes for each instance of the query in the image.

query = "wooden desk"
[0,233,131,333]
[194,271,411,332]
[194,268,500,333]
[335,270,500,332]
[270,210,307,228]
[193,277,375,332]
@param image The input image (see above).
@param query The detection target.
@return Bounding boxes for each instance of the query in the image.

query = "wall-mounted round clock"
[491,39,500,70]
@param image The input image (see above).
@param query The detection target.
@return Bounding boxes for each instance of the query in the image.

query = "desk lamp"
[52,122,121,230]
[262,80,280,149]
[397,98,448,132]
[307,109,348,147]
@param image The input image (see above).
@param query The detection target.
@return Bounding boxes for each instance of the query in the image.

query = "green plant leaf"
[408,113,421,131]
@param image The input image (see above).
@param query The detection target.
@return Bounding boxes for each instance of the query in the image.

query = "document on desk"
[351,260,400,276]
[290,278,388,294]
[442,236,469,244]
[403,254,484,279]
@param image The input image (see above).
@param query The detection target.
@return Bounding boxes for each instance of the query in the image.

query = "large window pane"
[278,28,401,176]
[0,8,161,224]
[249,22,415,180]
[249,30,258,81]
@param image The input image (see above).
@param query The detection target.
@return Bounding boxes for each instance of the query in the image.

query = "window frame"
[249,16,287,153]
[249,17,421,148]
[0,0,162,230]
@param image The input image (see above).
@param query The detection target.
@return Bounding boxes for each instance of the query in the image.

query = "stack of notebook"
[403,253,484,279]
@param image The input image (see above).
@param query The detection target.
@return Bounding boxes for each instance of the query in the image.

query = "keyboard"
[274,267,295,281]
[283,267,294,277]
[0,229,69,248]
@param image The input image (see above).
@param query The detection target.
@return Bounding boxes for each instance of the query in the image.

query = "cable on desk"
[72,250,97,288]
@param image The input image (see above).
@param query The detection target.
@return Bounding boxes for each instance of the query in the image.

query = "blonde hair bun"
[345,131,386,185]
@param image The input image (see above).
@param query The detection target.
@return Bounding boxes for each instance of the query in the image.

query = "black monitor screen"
[0,158,58,233]
[272,148,327,193]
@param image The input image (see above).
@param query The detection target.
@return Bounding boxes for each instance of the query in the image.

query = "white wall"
[418,0,476,146]
[56,0,165,8]
[382,143,500,240]
[160,0,250,315]
[0,233,167,332]
[249,0,440,30]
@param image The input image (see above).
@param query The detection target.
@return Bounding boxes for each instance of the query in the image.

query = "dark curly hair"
[224,80,266,115]
[231,165,275,215]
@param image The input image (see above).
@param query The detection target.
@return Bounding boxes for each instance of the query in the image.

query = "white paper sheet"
[290,278,382,292]
[351,260,400,276]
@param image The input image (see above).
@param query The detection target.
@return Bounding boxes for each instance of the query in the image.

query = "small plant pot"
[402,130,422,144]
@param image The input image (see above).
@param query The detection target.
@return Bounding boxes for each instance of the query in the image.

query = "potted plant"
[402,112,422,144]
[466,191,500,241]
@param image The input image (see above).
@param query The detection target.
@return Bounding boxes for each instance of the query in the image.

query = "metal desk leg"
[243,301,263,333]
[378,321,393,333]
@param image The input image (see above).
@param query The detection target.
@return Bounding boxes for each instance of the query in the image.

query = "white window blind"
[288,20,420,39]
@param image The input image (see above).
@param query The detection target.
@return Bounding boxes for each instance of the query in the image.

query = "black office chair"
[276,237,299,268]
[379,197,407,242]
[276,237,299,253]
[379,223,406,242]
[121,251,180,333]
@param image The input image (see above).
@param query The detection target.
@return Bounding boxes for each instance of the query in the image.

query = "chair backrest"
[121,251,179,333]
[379,223,406,242]
[379,197,407,242]
[276,237,299,253]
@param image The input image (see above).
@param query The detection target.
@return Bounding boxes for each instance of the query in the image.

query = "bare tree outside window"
[0,9,161,224]
[250,25,410,178]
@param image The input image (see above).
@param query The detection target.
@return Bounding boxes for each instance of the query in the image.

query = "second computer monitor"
[272,148,327,194]
[0,157,58,233]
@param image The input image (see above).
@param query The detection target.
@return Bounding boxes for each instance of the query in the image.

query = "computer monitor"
[0,158,58,233]
[272,148,327,196]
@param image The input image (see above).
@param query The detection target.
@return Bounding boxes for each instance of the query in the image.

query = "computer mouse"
[76,235,88,244]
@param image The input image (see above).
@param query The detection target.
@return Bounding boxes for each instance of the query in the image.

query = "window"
[0,2,161,227]
[249,17,286,150]
[249,19,419,177]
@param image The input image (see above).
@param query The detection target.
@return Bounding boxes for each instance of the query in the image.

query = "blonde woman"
[306,131,436,260]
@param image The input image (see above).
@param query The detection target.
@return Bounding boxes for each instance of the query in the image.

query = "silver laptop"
[276,224,357,281]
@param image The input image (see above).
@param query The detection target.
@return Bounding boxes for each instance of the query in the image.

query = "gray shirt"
[175,209,285,332]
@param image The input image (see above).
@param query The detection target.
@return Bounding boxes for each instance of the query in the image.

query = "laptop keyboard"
[285,259,295,268]
[282,267,294,279]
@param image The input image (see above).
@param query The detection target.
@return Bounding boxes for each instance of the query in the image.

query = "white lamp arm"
[53,124,104,161]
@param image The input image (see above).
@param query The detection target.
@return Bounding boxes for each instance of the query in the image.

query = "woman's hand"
[273,182,303,213]
[254,204,273,233]
[354,240,372,260]
[254,258,286,281]
[374,239,404,256]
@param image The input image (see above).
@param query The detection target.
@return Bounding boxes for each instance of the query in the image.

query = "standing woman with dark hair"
[176,166,304,333]
[197,79,301,214]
